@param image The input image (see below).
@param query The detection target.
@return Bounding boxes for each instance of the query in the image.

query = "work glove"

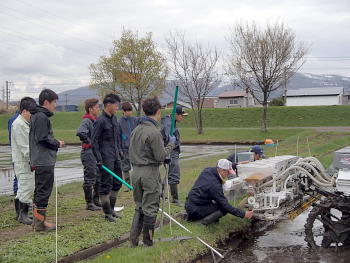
[82,142,91,150]
[169,135,176,144]
[96,161,103,169]
[163,157,171,165]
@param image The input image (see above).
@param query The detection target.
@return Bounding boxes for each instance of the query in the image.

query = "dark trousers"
[99,158,122,195]
[33,166,54,208]
[168,158,180,185]
[185,199,227,220]
[81,149,100,187]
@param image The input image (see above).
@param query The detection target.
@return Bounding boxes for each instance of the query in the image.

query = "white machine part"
[336,169,350,194]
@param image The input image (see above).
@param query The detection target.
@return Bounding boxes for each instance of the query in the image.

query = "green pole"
[170,86,179,136]
[102,165,133,190]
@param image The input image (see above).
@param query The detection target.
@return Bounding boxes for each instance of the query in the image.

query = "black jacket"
[187,167,245,218]
[160,115,180,158]
[29,104,60,167]
[117,115,138,151]
[91,110,121,163]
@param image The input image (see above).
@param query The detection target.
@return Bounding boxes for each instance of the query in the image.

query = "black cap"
[176,106,188,116]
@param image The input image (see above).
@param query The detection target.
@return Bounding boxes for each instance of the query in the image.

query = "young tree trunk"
[191,107,199,132]
[261,103,267,132]
[197,108,204,134]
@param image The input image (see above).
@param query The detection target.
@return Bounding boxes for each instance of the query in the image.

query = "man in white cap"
[184,159,253,225]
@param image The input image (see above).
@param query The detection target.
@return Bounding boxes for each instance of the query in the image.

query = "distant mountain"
[56,73,350,106]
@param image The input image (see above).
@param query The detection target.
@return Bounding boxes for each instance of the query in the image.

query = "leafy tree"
[225,18,310,131]
[165,30,221,134]
[89,29,168,116]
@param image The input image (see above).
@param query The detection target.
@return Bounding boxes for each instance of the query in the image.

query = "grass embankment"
[1,130,350,262]
[0,105,350,144]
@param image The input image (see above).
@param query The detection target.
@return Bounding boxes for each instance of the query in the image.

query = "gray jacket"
[29,104,60,167]
[160,115,180,158]
[117,115,138,151]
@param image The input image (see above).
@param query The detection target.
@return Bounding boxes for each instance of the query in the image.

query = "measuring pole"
[158,86,178,241]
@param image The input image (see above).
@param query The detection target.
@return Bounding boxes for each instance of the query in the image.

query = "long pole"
[102,165,133,190]
[159,208,224,259]
[6,81,8,110]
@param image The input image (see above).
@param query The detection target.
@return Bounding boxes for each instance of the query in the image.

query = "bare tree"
[89,29,168,116]
[165,30,221,134]
[225,18,311,131]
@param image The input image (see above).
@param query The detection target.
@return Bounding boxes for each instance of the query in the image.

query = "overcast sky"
[1,0,350,101]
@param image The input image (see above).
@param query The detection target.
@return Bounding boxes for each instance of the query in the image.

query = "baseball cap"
[251,145,265,158]
[176,106,188,116]
[216,159,236,175]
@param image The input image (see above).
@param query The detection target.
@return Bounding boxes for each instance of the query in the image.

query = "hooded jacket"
[117,115,138,151]
[160,115,180,158]
[76,113,95,146]
[187,167,246,218]
[29,104,60,167]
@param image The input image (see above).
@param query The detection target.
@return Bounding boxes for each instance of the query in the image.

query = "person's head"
[103,93,121,116]
[251,145,265,161]
[216,159,235,179]
[121,101,133,118]
[174,105,188,123]
[39,89,58,112]
[142,95,162,121]
[85,98,100,118]
[19,97,36,122]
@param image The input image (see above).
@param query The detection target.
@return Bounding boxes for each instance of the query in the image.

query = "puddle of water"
[222,208,350,263]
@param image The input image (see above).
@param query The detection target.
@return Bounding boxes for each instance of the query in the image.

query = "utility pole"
[1,87,4,111]
[65,94,68,106]
[6,81,8,110]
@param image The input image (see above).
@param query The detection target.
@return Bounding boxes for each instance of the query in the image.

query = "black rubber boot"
[100,194,117,223]
[33,206,56,231]
[83,186,101,211]
[93,185,101,207]
[142,215,156,246]
[123,172,130,192]
[199,210,223,226]
[110,190,122,219]
[129,212,144,248]
[18,202,33,225]
[170,184,184,207]
[14,198,20,220]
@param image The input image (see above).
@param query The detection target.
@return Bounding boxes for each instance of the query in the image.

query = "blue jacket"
[117,115,138,151]
[187,167,245,218]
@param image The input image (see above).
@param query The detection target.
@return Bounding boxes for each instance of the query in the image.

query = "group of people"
[9,91,260,247]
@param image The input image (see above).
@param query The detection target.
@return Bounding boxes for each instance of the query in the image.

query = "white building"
[286,87,344,106]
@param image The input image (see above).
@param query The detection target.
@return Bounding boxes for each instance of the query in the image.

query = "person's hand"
[169,135,176,144]
[238,160,250,165]
[59,140,65,148]
[244,211,254,219]
[163,157,171,164]
[120,153,125,161]
[82,142,91,150]
[96,161,103,169]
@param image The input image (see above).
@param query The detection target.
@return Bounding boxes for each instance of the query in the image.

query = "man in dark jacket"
[227,145,265,179]
[160,105,188,206]
[185,159,253,225]
[128,95,175,247]
[117,101,138,192]
[29,89,65,231]
[76,98,101,211]
[91,93,123,223]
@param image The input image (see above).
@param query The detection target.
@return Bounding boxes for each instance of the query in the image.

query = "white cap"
[216,159,236,175]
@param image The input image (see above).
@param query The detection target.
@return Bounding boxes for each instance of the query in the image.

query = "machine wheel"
[304,197,350,250]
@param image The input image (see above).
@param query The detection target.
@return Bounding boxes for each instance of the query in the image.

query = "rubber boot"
[199,210,223,226]
[110,190,122,219]
[14,198,20,220]
[83,186,101,211]
[123,172,130,192]
[142,215,156,246]
[93,185,101,207]
[100,194,117,223]
[33,206,56,231]
[18,201,33,225]
[129,212,144,248]
[170,184,184,207]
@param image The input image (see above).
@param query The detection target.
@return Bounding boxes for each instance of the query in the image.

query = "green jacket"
[130,119,175,167]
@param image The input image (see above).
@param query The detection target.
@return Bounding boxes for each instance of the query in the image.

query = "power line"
[0,4,111,45]
[0,10,108,49]
[17,0,113,38]
[0,30,94,61]
[0,26,99,58]
[0,40,88,66]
